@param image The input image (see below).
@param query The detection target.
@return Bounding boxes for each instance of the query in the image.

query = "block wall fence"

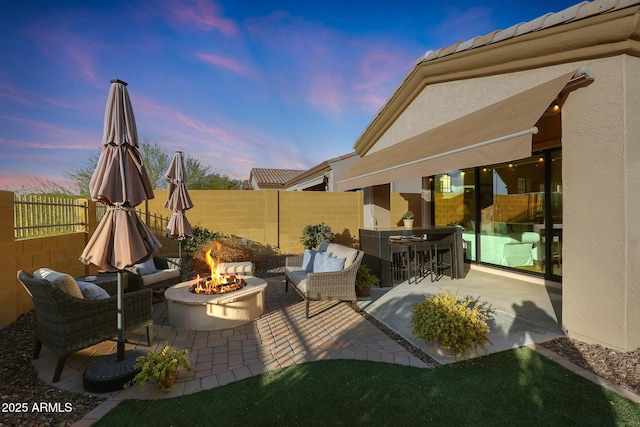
[1,189,364,327]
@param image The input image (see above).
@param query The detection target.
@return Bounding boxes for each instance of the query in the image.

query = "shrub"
[411,290,492,356]
[192,236,258,276]
[355,264,380,289]
[182,226,222,254]
[300,222,335,249]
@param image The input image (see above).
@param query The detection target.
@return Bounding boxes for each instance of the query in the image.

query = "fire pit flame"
[189,245,246,294]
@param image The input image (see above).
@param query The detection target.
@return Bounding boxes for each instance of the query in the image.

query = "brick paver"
[35,275,428,425]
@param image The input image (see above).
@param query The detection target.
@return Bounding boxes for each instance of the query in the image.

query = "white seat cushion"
[141,269,180,286]
[325,244,358,268]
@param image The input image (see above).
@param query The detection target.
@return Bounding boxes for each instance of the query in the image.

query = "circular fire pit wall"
[165,276,267,331]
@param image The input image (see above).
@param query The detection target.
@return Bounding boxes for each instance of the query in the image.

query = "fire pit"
[165,250,266,330]
[165,276,267,331]
[190,247,248,295]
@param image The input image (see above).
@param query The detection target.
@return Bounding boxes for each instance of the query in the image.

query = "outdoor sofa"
[285,242,364,318]
[17,270,153,383]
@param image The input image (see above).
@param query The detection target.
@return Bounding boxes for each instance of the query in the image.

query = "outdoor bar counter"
[359,226,465,287]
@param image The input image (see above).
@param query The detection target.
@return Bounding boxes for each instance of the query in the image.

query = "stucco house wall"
[364,57,640,351]
[562,54,640,350]
[345,2,640,351]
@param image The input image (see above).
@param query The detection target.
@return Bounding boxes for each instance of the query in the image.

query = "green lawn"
[95,347,640,426]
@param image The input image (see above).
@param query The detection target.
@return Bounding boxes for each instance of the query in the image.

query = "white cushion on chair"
[34,268,84,299]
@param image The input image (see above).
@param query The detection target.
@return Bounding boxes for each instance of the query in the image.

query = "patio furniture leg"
[53,356,67,383]
[306,300,310,318]
[33,338,42,359]
[146,325,154,346]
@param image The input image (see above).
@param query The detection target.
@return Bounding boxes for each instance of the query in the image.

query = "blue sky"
[0,0,580,191]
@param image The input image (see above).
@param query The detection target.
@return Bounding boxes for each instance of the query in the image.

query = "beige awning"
[338,70,577,191]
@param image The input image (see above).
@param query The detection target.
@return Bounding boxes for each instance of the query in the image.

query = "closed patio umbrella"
[165,151,193,257]
[79,79,161,392]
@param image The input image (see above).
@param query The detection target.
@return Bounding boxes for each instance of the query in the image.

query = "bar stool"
[413,240,435,283]
[389,243,410,285]
[432,238,454,281]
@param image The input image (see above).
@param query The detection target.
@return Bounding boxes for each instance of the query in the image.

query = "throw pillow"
[77,281,110,300]
[312,252,346,273]
[33,268,84,299]
[320,255,346,272]
[301,249,319,272]
[134,258,157,276]
[312,252,329,272]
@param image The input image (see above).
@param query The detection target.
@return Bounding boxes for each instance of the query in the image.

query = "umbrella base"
[83,349,148,393]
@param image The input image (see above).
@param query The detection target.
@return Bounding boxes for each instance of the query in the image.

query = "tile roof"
[418,0,640,64]
[250,168,305,187]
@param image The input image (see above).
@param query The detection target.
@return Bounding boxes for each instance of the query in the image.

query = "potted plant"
[402,211,415,229]
[410,290,492,357]
[300,222,335,249]
[355,264,379,297]
[125,344,193,393]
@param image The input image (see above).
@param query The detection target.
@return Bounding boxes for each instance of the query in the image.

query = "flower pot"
[159,368,177,392]
[403,219,414,229]
[355,285,371,298]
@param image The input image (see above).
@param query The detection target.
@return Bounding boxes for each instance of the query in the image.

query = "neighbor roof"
[250,168,305,189]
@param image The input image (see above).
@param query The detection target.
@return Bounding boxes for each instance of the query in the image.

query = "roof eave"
[285,162,331,186]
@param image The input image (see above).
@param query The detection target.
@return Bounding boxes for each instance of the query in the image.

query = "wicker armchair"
[285,246,364,318]
[17,270,154,383]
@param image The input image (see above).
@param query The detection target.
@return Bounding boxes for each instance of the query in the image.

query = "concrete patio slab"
[357,268,565,364]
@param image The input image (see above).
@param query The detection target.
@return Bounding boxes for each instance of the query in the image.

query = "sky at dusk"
[0,0,580,192]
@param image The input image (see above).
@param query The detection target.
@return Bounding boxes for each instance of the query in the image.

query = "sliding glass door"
[433,149,562,280]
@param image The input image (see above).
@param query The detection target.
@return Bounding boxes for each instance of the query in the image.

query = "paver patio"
[29,272,639,426]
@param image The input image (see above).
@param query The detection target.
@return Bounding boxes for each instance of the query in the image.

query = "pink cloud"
[0,172,74,193]
[244,11,413,116]
[132,94,309,177]
[0,117,99,150]
[163,0,238,36]
[27,25,104,85]
[307,73,345,114]
[352,47,413,112]
[0,81,33,106]
[194,52,257,80]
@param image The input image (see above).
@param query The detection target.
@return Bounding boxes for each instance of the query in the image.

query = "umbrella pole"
[83,269,147,392]
[178,240,182,259]
[117,270,125,361]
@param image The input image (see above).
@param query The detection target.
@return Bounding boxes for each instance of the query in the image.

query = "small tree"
[300,222,335,249]
[63,138,227,194]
